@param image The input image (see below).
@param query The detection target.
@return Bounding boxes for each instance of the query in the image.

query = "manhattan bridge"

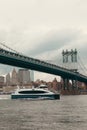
[0,42,87,91]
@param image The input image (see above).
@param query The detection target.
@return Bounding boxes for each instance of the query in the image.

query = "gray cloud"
[28,29,80,56]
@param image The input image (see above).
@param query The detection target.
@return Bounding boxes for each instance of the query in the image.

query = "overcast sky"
[0,0,87,81]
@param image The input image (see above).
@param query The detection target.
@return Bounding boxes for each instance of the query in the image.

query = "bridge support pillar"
[62,78,69,90]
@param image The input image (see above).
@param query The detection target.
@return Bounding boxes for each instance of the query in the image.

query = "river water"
[0,95,87,130]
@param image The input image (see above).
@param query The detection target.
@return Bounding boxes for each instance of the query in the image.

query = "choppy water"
[0,95,87,130]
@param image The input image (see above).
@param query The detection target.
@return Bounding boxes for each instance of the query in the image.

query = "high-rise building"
[18,69,30,85]
[0,76,5,87]
[11,68,18,85]
[30,70,34,81]
[6,73,11,86]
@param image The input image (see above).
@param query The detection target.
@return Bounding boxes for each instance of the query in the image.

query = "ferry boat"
[11,87,60,100]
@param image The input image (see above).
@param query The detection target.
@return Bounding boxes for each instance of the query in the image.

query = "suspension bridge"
[0,42,87,90]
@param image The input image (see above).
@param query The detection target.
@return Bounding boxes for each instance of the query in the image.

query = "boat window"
[19,90,48,94]
[39,86,47,88]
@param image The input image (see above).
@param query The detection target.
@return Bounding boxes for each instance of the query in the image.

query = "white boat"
[11,87,60,100]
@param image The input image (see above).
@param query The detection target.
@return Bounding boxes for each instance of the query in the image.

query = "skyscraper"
[6,73,11,86]
[0,76,5,87]
[18,69,30,85]
[11,68,18,85]
[30,70,34,81]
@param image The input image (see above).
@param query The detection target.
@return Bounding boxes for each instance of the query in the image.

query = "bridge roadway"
[0,48,87,83]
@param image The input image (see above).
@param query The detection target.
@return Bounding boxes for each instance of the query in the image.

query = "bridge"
[0,43,87,90]
[0,47,87,81]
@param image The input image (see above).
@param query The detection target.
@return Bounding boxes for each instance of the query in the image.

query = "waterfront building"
[52,78,58,91]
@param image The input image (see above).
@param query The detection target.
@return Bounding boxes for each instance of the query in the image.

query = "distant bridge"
[0,48,87,83]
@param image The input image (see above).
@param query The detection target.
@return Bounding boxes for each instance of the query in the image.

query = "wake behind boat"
[11,87,60,100]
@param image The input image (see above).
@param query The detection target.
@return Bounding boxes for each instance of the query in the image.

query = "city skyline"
[0,68,34,86]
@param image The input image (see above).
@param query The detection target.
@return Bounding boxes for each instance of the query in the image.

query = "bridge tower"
[62,49,78,71]
[62,49,78,91]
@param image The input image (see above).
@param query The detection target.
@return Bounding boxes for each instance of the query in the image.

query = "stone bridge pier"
[61,77,79,94]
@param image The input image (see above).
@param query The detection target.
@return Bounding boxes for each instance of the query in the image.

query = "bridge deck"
[0,48,87,83]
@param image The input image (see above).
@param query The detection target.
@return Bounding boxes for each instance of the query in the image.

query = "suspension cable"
[0,42,23,55]
[78,52,87,75]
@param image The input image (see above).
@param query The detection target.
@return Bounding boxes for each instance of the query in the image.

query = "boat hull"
[11,93,60,100]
